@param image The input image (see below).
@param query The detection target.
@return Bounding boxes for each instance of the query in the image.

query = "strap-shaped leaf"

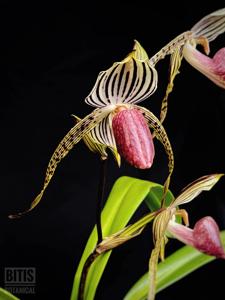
[9,107,113,218]
[191,8,225,42]
[124,231,225,300]
[85,41,158,107]
[70,177,165,300]
[0,288,20,300]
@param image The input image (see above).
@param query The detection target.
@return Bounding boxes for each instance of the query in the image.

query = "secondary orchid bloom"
[9,41,174,218]
[150,8,225,125]
[183,8,225,88]
[147,173,224,300]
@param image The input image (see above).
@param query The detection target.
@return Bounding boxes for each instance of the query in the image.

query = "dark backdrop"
[3,2,225,300]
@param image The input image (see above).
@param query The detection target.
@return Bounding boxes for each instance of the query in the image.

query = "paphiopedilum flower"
[151,8,225,125]
[148,173,224,300]
[9,41,174,218]
[167,216,225,259]
[184,8,225,89]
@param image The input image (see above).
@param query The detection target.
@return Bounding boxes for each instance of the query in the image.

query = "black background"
[3,2,225,300]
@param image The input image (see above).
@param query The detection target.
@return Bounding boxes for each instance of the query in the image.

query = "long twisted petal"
[149,33,191,127]
[9,107,114,218]
[149,31,192,66]
[156,47,183,126]
[136,105,174,198]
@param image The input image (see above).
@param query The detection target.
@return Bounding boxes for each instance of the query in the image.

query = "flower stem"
[78,250,100,300]
[77,158,107,300]
[96,158,107,244]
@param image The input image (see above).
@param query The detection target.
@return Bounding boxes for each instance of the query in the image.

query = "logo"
[4,267,36,295]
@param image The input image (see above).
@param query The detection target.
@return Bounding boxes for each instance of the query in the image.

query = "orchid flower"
[147,173,224,300]
[150,8,225,125]
[9,9,225,219]
[182,8,225,88]
[9,41,175,218]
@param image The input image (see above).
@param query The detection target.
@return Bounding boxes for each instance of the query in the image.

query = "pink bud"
[193,216,225,259]
[112,108,155,169]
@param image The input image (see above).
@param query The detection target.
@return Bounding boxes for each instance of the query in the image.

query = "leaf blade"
[124,231,225,300]
[71,176,162,300]
[0,288,20,300]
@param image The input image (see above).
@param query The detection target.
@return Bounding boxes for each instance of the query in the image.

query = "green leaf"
[70,176,166,300]
[144,185,174,211]
[124,230,225,300]
[0,288,20,300]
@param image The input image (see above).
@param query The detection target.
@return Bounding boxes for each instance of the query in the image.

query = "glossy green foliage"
[124,231,225,300]
[0,288,20,300]
[70,176,173,300]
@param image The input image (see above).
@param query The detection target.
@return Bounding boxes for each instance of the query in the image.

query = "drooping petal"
[156,47,183,126]
[171,174,224,208]
[191,8,225,42]
[85,41,158,107]
[193,216,225,259]
[112,107,155,169]
[8,107,114,218]
[136,105,174,198]
[183,42,225,88]
[148,32,193,130]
